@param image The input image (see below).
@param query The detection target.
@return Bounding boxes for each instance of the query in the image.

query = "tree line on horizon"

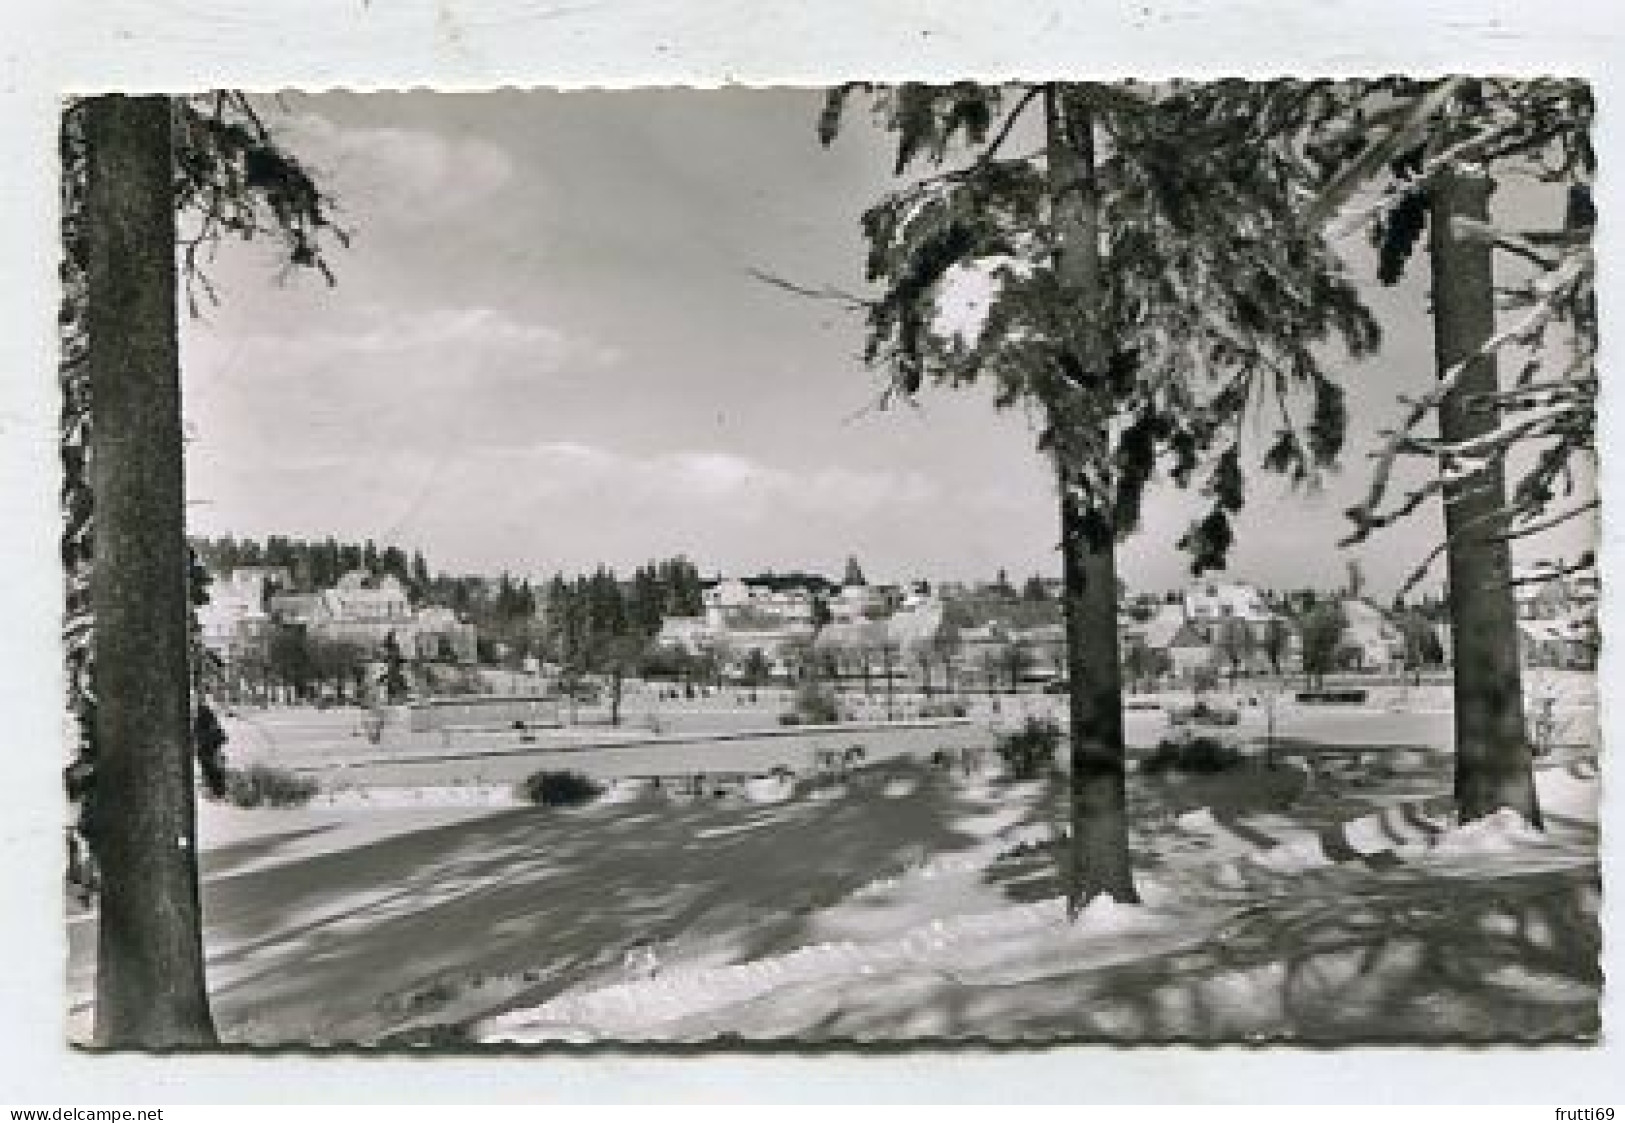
[195,523,1457,740]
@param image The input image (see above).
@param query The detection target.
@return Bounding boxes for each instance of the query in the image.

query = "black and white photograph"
[48,76,1604,1052]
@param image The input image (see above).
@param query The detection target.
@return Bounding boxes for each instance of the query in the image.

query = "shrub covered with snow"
[1167,698,1240,726]
[996,717,1061,779]
[1141,732,1241,775]
[783,681,840,726]
[223,763,319,808]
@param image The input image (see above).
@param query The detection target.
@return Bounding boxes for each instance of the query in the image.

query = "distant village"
[649,565,1596,689]
[194,544,1598,707]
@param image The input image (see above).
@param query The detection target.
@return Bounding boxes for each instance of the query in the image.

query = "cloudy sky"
[179,88,1591,595]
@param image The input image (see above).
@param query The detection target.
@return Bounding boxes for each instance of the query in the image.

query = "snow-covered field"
[473,758,1600,1044]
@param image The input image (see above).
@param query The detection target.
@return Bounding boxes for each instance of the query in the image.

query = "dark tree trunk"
[882,647,896,720]
[1047,86,1138,909]
[1428,168,1542,827]
[84,94,217,1046]
[1056,476,1137,908]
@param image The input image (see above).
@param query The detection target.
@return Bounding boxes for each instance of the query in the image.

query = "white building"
[1339,598,1406,673]
[196,570,271,658]
[657,615,712,651]
[1183,581,1272,624]
[255,569,475,664]
[830,583,888,624]
[326,571,412,623]
[889,595,945,651]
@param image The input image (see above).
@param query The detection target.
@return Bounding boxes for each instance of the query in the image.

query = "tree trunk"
[1428,168,1542,827]
[1055,472,1137,907]
[883,647,895,720]
[1047,86,1138,909]
[84,95,217,1046]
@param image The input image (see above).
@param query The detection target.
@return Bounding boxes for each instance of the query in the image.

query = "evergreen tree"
[75,96,216,1047]
[268,624,315,699]
[380,544,409,586]
[61,91,344,1045]
[263,534,290,572]
[1298,601,1347,689]
[810,593,833,635]
[317,537,340,589]
[381,631,411,702]
[410,550,431,598]
[1263,617,1292,678]
[288,551,312,593]
[1320,78,1592,826]
[815,81,1379,908]
[1214,615,1255,684]
[628,564,665,638]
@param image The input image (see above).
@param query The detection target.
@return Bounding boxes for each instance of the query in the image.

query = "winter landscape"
[58,82,1601,1048]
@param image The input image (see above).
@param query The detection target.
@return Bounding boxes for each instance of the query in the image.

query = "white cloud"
[187,439,955,578]
[304,306,561,355]
[515,442,940,517]
[184,302,625,475]
[228,303,615,368]
[277,113,517,225]
[663,451,771,500]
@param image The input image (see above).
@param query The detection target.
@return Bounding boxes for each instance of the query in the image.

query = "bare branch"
[977,86,1043,168]
[745,266,871,312]
[1495,497,1598,543]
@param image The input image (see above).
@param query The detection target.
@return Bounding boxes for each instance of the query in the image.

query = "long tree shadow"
[193,763,991,1043]
[84,744,1598,1045]
[793,861,1601,1043]
[980,759,1315,904]
[199,824,343,880]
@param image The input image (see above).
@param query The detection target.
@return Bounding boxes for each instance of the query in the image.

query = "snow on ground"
[479,892,1189,1044]
[64,799,512,1039]
[195,801,512,878]
[66,691,1603,1045]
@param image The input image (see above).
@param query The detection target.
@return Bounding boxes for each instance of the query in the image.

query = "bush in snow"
[1141,732,1241,775]
[1191,665,1221,695]
[223,763,319,808]
[996,716,1061,779]
[787,681,840,726]
[517,769,604,807]
[1167,698,1240,726]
